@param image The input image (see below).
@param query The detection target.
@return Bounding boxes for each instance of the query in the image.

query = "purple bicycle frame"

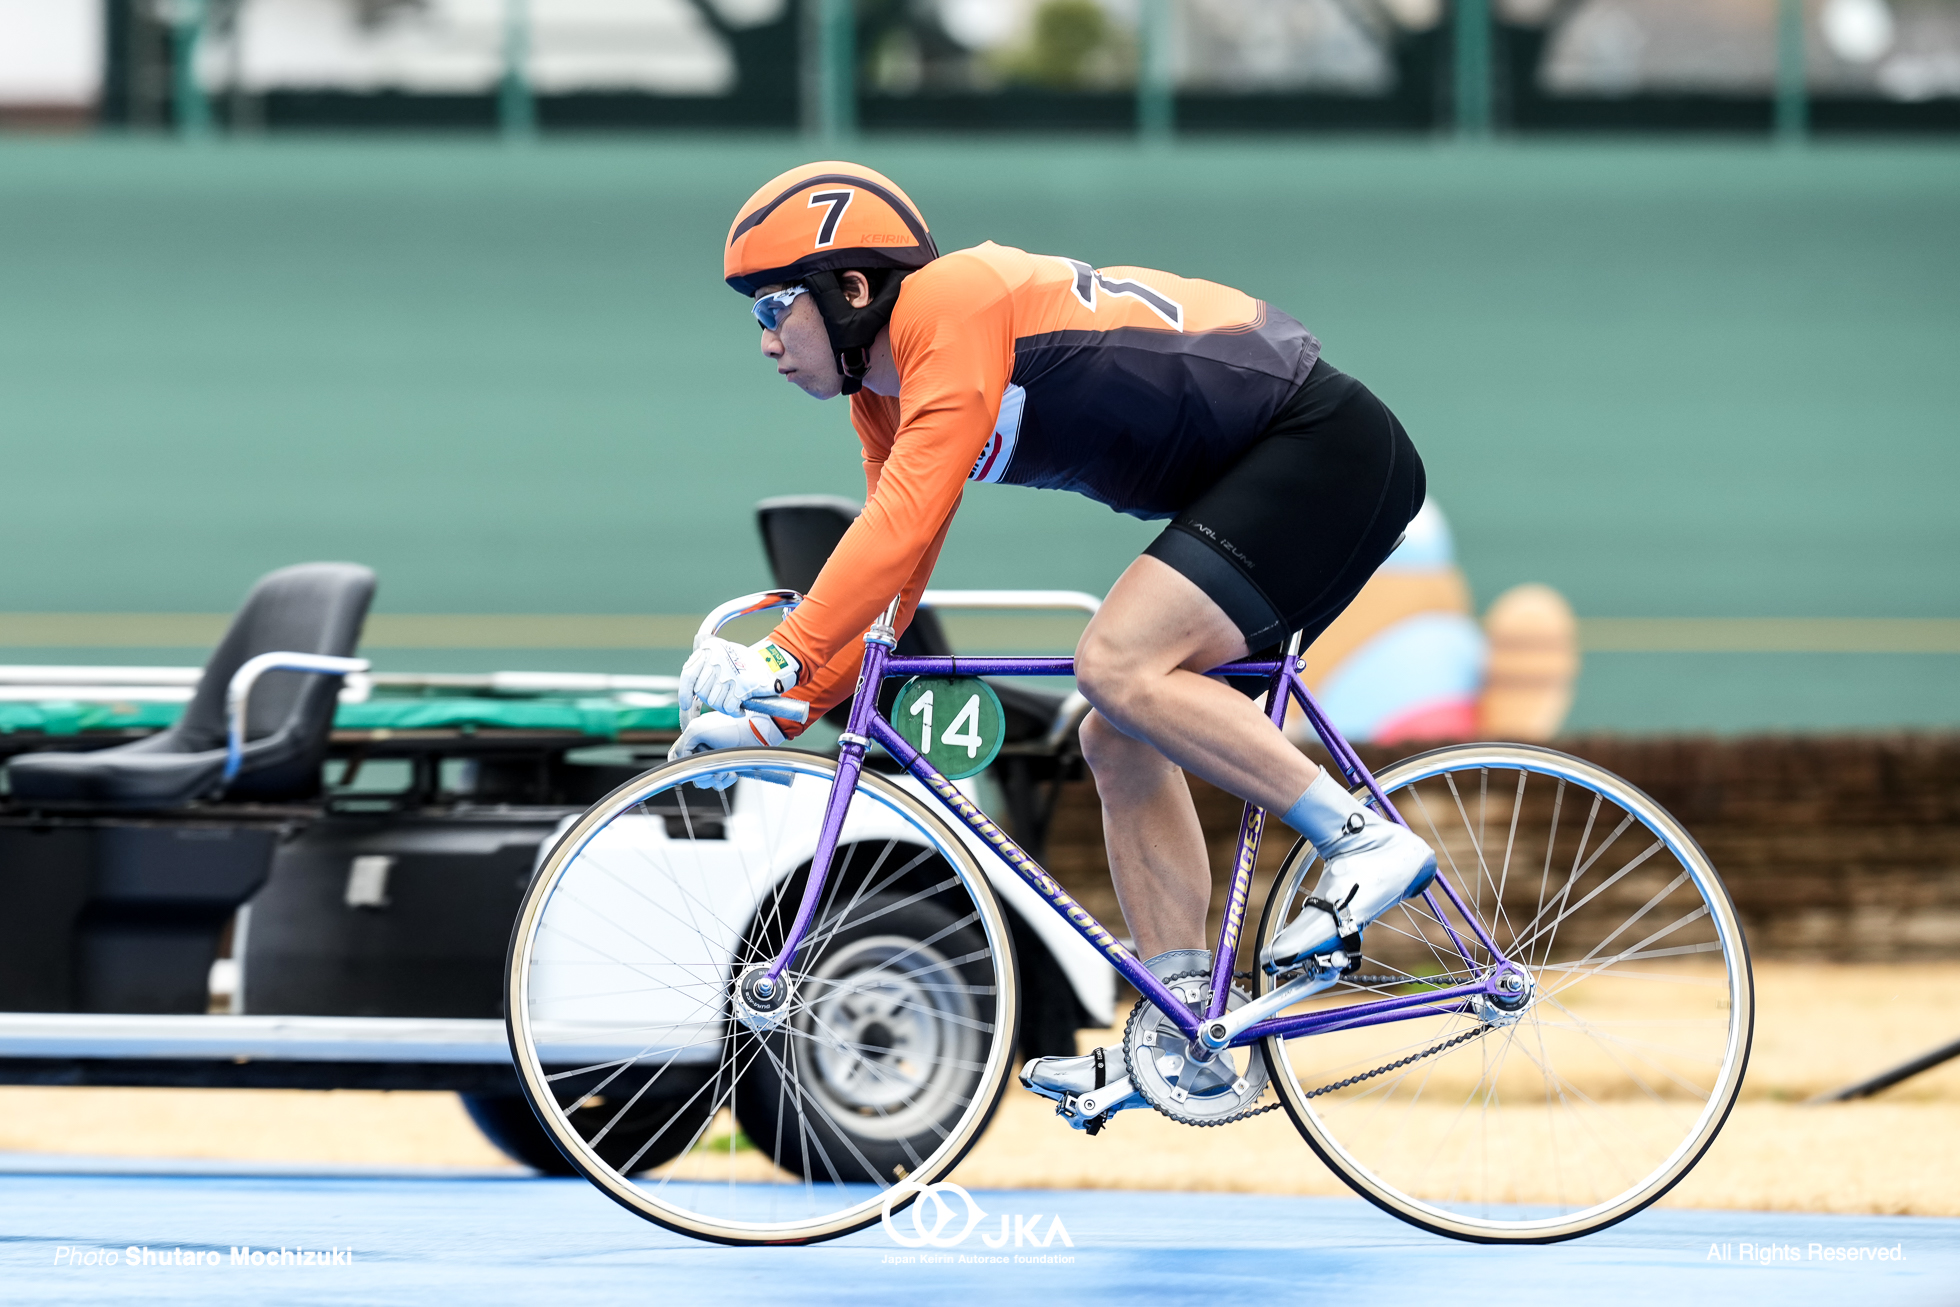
[763,625,1517,1052]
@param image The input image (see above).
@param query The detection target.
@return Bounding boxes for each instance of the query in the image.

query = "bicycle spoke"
[1259,749,1751,1241]
[507,751,1013,1243]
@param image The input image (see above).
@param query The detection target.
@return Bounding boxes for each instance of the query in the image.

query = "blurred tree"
[998,0,1134,88]
[857,0,993,93]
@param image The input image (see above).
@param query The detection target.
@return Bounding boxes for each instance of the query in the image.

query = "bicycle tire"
[504,747,1020,1246]
[1255,743,1754,1243]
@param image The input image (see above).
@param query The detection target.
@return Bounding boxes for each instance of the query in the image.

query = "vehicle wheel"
[504,748,1018,1246]
[1255,743,1754,1243]
[461,1087,717,1177]
[732,891,993,1187]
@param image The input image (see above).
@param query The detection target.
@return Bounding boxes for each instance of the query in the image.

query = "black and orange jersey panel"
[772,241,1320,719]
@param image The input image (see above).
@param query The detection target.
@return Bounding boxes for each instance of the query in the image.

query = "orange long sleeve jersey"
[769,241,1321,721]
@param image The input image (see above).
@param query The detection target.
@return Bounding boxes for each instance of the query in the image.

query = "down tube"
[865,715,1202,1040]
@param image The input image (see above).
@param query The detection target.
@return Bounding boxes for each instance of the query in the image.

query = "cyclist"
[675,162,1437,1123]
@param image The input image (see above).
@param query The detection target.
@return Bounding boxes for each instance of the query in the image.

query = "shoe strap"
[1301,890,1364,964]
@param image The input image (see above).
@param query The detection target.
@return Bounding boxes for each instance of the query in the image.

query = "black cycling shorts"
[1143,359,1426,659]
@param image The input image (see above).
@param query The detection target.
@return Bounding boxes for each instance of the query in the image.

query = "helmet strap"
[836,346,870,396]
[804,268,908,398]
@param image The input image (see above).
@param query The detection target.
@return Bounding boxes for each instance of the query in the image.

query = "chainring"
[1122,971,1272,1127]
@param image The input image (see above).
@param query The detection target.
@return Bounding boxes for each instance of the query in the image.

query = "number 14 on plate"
[891,676,1006,781]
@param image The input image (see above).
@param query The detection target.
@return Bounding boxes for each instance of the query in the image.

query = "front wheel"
[504,748,1019,1246]
[733,890,997,1186]
[461,1088,716,1176]
[1255,743,1754,1243]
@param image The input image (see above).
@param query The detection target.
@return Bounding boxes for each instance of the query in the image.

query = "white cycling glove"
[678,636,800,725]
[667,711,787,789]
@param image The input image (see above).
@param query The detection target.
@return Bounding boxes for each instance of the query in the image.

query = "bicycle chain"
[1144,1019,1494,1125]
[1108,969,1495,1129]
[1235,970,1462,989]
[1300,1025,1493,1100]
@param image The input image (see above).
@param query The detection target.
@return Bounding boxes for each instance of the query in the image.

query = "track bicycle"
[503,589,1754,1246]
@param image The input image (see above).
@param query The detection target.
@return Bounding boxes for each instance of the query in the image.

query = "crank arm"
[1071,1075,1134,1120]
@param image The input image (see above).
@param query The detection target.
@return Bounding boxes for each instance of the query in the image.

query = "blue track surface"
[2,1157,1954,1306]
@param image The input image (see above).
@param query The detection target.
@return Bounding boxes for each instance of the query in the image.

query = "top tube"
[881,656,1288,678]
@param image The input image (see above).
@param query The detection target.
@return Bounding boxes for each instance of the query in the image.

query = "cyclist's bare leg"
[1077,712,1216,958]
[1073,556,1323,956]
[1076,554,1437,976]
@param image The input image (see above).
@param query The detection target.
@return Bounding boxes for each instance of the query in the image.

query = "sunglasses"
[752,285,808,332]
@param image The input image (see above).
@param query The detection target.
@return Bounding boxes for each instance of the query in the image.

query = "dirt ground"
[1,961,1954,1216]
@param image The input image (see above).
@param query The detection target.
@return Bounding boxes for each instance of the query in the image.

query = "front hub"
[733,965,795,1033]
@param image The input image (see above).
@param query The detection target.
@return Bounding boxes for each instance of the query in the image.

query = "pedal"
[1054,1095,1108,1134]
[1027,1045,1137,1134]
[1054,1071,1135,1133]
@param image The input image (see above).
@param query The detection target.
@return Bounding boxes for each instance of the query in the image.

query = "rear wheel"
[1255,744,1753,1243]
[504,748,1018,1245]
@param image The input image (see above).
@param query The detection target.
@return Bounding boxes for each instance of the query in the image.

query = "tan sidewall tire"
[503,748,1019,1246]
[1255,742,1755,1244]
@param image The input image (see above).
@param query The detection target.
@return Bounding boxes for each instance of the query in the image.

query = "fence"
[1043,734,1960,963]
[54,0,1960,139]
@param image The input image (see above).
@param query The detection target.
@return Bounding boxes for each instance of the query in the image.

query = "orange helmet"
[724,161,937,296]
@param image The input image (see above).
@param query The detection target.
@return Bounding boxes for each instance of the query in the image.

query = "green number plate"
[890,676,1005,781]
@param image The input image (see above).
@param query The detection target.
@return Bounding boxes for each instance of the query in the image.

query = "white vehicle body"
[528,768,1114,1064]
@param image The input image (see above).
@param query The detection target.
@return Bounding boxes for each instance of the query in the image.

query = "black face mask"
[803,268,909,396]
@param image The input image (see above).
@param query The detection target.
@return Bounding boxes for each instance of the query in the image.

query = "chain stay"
[1133,967,1497,1117]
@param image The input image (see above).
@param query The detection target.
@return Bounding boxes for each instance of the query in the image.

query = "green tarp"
[0,696,680,740]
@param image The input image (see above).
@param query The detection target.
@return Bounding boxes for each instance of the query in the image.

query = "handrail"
[0,665,200,686]
[0,685,193,704]
[921,588,1101,616]
[224,652,370,785]
[0,667,687,708]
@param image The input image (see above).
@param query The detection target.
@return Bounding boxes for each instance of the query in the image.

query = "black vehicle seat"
[8,563,376,809]
[754,496,1070,742]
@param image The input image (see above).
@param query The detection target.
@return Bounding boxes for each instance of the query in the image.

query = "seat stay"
[1287,672,1508,968]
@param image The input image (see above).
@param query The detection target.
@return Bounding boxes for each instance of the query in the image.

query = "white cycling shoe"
[1261,773,1438,974]
[1019,950,1236,1132]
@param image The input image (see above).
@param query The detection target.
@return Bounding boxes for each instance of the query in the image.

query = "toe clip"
[1301,885,1364,974]
[1056,1046,1121,1134]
